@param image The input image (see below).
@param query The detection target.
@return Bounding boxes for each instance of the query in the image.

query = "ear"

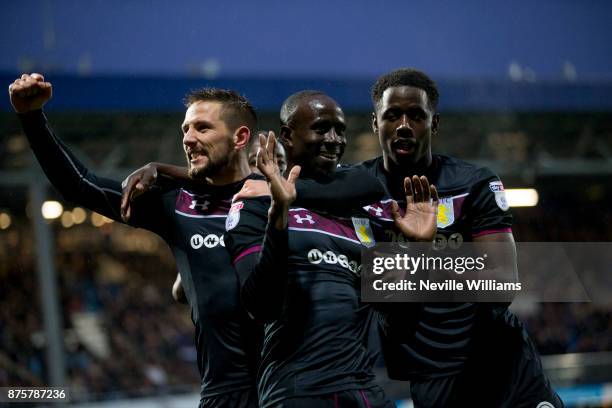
[234,126,250,151]
[279,125,293,148]
[371,111,378,133]
[431,113,440,136]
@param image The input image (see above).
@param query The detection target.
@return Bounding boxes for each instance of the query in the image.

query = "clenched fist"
[8,73,53,113]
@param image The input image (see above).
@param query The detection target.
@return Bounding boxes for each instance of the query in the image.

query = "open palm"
[256,132,300,207]
[392,175,439,242]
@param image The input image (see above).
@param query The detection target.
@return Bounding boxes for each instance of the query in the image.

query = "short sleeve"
[469,174,513,238]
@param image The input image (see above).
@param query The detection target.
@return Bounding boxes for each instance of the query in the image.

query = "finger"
[390,200,401,222]
[412,175,423,202]
[286,165,301,185]
[30,73,45,82]
[257,133,267,166]
[267,131,277,167]
[404,177,414,204]
[21,74,29,80]
[430,184,439,204]
[421,176,431,202]
[120,175,140,219]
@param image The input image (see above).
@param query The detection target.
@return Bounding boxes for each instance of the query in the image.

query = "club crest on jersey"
[437,197,455,228]
[351,217,375,248]
[489,181,509,211]
[225,201,243,231]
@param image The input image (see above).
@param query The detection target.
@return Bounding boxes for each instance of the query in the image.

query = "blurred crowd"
[0,224,199,401]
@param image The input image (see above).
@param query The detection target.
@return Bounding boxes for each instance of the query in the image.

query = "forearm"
[153,162,190,181]
[236,222,288,323]
[19,110,124,221]
[268,201,289,231]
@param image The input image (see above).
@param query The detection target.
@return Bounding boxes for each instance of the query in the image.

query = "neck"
[206,157,252,186]
[383,153,433,179]
[287,159,333,182]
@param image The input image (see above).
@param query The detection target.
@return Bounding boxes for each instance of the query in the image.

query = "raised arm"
[9,73,167,233]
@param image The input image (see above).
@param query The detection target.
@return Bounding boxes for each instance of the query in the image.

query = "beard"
[187,139,233,180]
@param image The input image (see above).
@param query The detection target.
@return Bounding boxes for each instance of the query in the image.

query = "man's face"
[373,86,438,170]
[286,96,346,179]
[182,101,234,180]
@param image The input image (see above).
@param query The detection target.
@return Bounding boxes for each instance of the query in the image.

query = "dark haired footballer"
[9,73,263,408]
[361,68,563,407]
[223,91,438,408]
[170,129,288,305]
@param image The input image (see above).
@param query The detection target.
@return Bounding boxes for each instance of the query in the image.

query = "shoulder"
[225,196,270,232]
[355,156,384,173]
[435,155,500,191]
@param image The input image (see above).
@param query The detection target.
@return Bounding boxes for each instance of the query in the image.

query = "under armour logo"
[364,205,383,217]
[294,214,315,224]
[189,200,210,211]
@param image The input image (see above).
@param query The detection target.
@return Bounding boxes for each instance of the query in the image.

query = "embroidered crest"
[351,217,376,248]
[225,201,243,230]
[437,197,455,228]
[489,181,509,211]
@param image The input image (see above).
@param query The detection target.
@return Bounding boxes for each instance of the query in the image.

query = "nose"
[396,114,412,137]
[183,127,196,147]
[324,128,344,145]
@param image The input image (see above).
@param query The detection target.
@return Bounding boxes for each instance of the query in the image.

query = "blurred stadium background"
[1,0,611,406]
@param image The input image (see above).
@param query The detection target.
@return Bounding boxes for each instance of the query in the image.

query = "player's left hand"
[391,175,439,242]
[257,131,300,208]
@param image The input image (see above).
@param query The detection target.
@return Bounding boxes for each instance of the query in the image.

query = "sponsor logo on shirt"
[307,248,359,274]
[190,233,225,249]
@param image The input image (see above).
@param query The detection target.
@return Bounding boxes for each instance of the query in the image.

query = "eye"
[314,125,331,135]
[383,110,398,121]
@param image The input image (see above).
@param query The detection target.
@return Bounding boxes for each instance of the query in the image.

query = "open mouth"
[391,138,416,154]
[188,150,208,164]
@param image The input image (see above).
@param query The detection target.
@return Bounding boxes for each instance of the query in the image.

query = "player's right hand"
[8,73,53,113]
[121,163,159,222]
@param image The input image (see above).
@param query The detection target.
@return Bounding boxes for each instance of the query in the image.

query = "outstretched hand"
[391,175,439,242]
[8,73,53,113]
[256,131,300,208]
